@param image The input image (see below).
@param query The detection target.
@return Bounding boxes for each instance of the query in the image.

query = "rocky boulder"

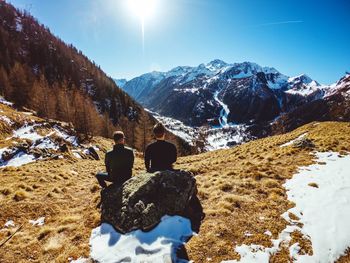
[100,170,197,233]
[293,138,315,149]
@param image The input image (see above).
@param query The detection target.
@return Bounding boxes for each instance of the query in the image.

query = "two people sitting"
[95,123,177,188]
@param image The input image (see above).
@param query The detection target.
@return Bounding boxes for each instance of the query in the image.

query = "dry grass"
[1,106,350,263]
[177,121,350,262]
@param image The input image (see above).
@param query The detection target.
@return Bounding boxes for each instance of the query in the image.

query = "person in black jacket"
[95,131,134,188]
[145,123,177,172]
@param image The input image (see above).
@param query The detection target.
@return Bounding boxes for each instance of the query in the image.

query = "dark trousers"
[95,172,114,188]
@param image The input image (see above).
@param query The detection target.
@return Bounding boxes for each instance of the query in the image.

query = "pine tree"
[30,74,50,117]
[9,63,30,108]
[0,66,9,97]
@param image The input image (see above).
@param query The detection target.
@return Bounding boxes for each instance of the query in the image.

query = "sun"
[128,0,157,51]
[128,0,156,20]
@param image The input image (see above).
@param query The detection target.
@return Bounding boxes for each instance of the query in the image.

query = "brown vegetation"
[1,119,350,262]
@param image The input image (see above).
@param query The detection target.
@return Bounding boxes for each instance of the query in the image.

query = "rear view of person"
[145,123,177,173]
[96,131,134,188]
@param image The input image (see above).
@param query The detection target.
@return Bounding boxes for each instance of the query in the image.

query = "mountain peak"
[289,74,315,85]
[206,59,228,69]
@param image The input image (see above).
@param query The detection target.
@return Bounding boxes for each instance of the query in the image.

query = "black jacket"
[105,144,134,185]
[144,140,177,172]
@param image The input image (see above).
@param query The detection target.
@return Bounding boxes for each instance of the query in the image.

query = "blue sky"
[7,0,350,84]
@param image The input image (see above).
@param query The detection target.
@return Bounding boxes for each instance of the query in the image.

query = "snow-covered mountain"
[121,60,328,127]
[119,60,347,151]
[271,73,350,134]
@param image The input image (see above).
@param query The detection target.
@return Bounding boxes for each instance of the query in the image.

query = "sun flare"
[128,0,157,51]
[128,0,156,20]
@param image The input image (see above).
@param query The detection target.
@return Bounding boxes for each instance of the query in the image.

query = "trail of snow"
[223,152,350,263]
[89,215,193,263]
[213,90,230,128]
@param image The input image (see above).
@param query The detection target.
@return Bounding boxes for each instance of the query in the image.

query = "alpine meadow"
[1,1,350,263]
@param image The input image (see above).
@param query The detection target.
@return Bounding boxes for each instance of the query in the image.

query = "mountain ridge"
[118,60,348,151]
[120,59,327,126]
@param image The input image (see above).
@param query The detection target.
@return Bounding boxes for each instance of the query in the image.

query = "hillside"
[0,2,194,155]
[1,95,350,262]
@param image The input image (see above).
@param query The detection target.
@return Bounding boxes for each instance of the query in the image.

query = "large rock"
[100,170,197,233]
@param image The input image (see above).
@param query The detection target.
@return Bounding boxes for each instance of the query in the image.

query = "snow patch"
[69,257,89,263]
[4,220,15,228]
[53,126,78,146]
[264,231,272,236]
[0,96,14,106]
[89,215,193,263]
[223,152,350,263]
[29,217,45,226]
[283,152,350,262]
[1,151,36,167]
[13,124,43,141]
[15,16,23,32]
[0,115,13,125]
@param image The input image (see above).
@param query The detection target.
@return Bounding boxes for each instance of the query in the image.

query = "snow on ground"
[205,126,247,151]
[69,257,90,263]
[13,124,44,141]
[53,125,79,146]
[35,137,58,150]
[280,133,308,147]
[0,115,13,125]
[285,83,324,97]
[0,96,14,106]
[4,220,15,228]
[89,215,193,263]
[1,152,36,167]
[0,121,96,168]
[29,217,45,226]
[222,152,350,263]
[146,109,199,146]
[147,109,249,151]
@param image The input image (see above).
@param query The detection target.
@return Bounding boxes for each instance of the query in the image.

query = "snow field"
[223,151,350,263]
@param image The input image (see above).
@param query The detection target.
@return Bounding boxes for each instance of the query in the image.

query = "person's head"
[153,122,166,140]
[113,131,125,145]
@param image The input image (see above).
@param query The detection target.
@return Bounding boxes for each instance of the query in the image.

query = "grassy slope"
[1,103,350,262]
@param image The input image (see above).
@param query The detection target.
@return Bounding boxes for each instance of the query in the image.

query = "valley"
[118,61,350,151]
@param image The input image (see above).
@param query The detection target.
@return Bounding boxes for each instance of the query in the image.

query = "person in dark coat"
[95,131,134,188]
[144,123,177,172]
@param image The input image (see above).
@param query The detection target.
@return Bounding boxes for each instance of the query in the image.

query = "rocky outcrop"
[100,170,199,233]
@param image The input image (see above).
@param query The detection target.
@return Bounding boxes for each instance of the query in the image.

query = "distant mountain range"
[116,60,349,150]
[117,59,329,127]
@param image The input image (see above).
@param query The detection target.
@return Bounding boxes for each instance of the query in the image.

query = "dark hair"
[153,123,165,138]
[113,131,125,142]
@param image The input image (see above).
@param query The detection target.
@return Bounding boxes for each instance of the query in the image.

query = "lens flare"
[128,0,156,51]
